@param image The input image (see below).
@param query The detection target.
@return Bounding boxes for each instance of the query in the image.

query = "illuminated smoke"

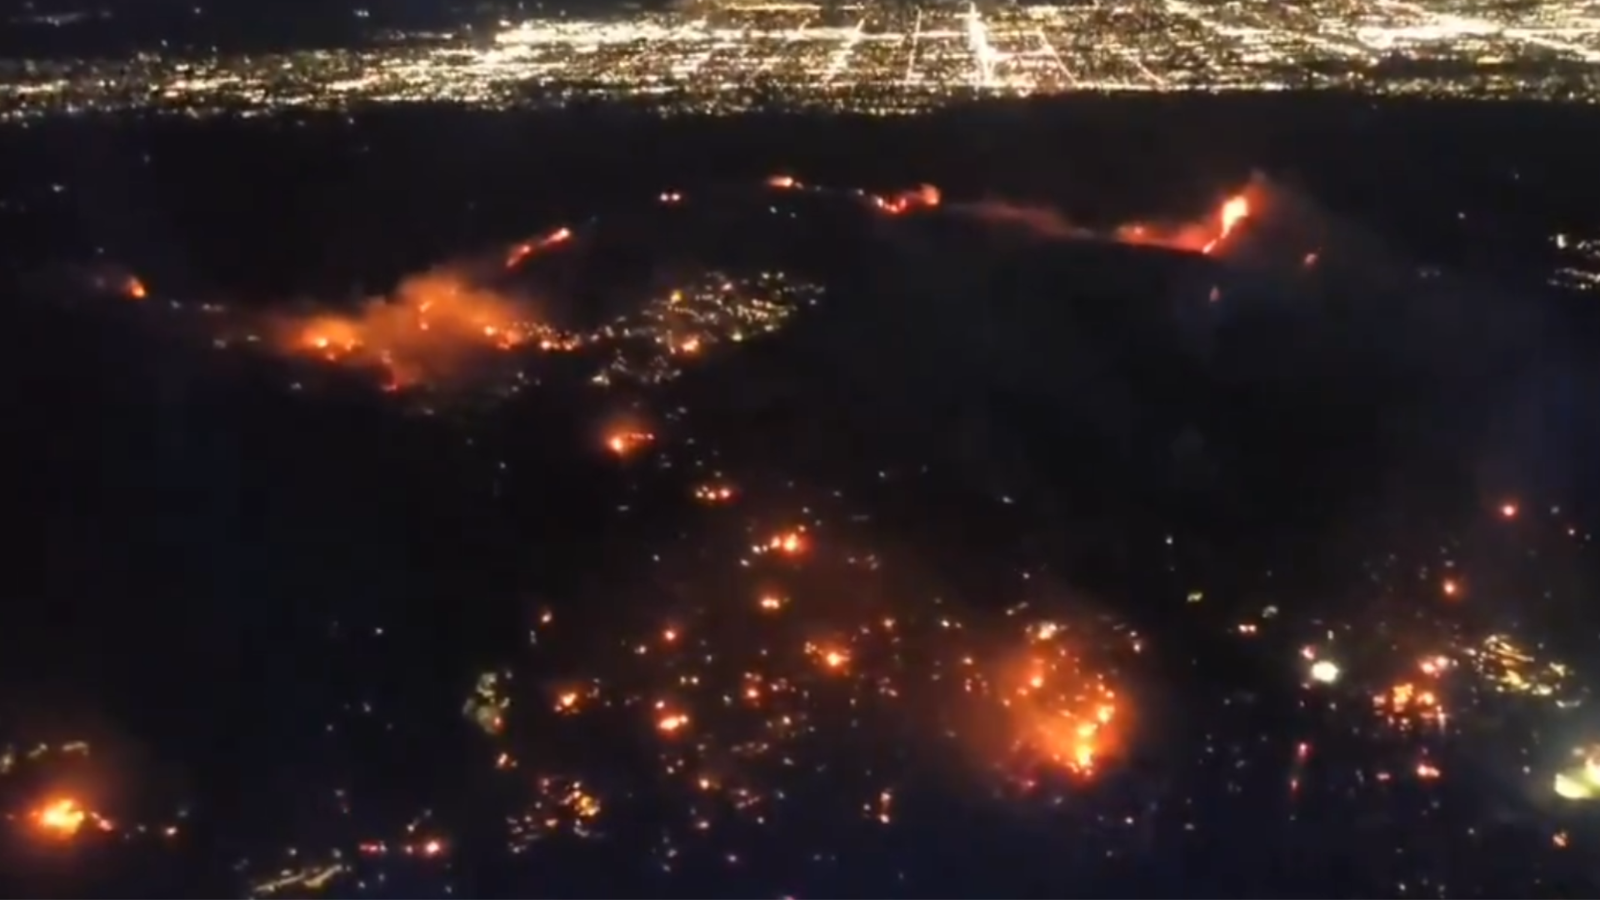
[958,184,1257,256]
[956,200,1092,241]
[67,173,1278,401]
[271,265,549,390]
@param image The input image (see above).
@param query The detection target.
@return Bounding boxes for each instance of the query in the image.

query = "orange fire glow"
[605,430,655,457]
[505,226,573,270]
[33,797,87,837]
[1201,194,1252,254]
[280,267,559,389]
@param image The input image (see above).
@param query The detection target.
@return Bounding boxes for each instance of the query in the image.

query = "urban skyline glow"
[1,0,1599,118]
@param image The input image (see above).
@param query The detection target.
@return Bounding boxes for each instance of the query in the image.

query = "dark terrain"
[4,96,1600,896]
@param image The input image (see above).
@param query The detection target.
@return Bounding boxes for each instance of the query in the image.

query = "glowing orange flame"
[606,430,654,457]
[871,184,942,216]
[1220,195,1250,233]
[968,181,1257,258]
[987,625,1126,782]
[276,266,562,389]
[693,483,735,504]
[505,226,574,270]
[806,642,851,671]
[760,530,806,556]
[299,318,364,360]
[1201,195,1251,255]
[34,798,86,837]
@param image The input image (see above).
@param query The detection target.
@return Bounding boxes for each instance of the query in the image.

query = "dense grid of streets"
[2,0,1600,117]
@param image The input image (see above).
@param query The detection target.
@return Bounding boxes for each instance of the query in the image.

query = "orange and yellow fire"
[33,797,87,837]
